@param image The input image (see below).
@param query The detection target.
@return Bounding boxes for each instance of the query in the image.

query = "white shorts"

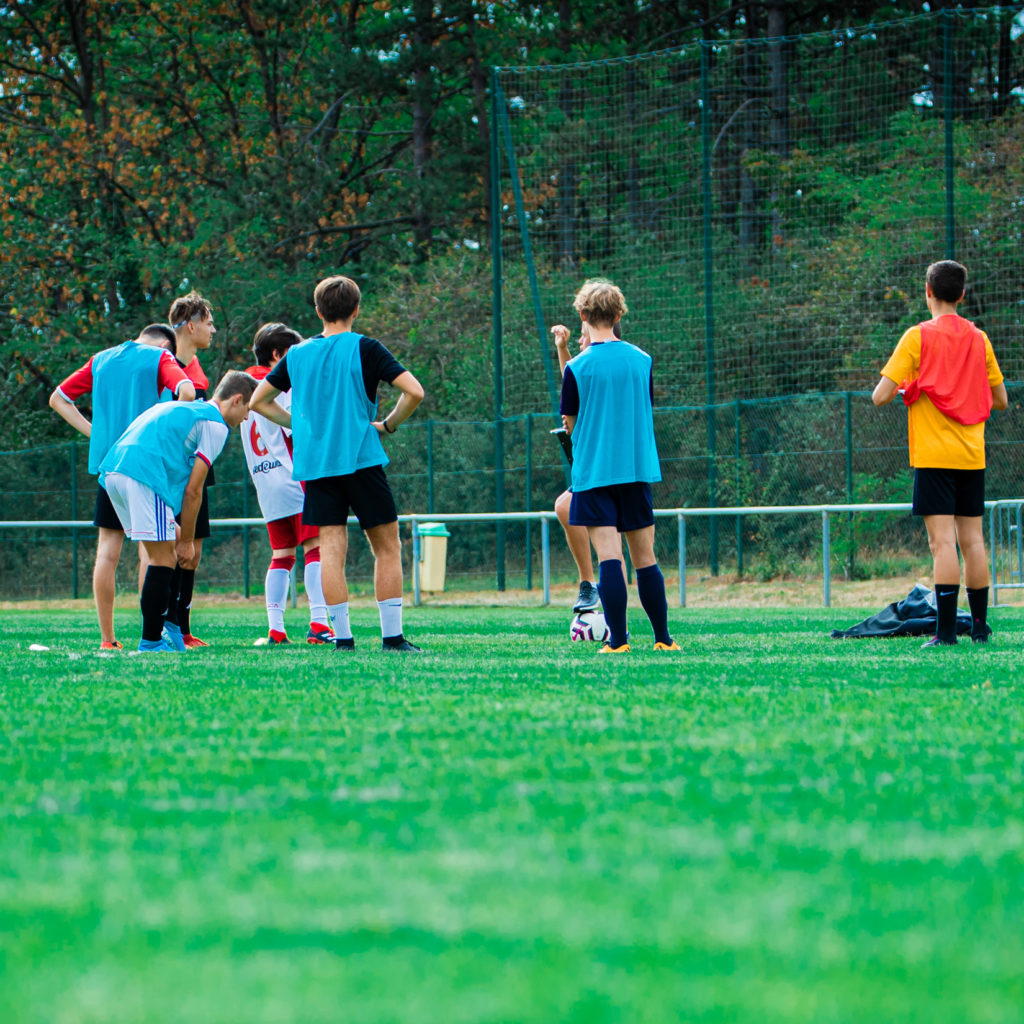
[103,472,178,543]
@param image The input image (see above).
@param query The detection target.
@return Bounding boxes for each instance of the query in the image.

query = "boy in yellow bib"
[873,260,1007,646]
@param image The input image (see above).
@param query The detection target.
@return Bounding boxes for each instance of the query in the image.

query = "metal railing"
[990,499,1024,605]
[7,500,1021,607]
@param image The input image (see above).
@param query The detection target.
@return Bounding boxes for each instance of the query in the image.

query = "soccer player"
[49,324,196,649]
[872,260,1008,647]
[162,290,217,649]
[249,275,425,653]
[560,279,677,654]
[551,320,625,614]
[242,322,333,645]
[98,371,257,652]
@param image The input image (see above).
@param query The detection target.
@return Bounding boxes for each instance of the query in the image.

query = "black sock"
[967,586,989,640]
[164,565,182,626]
[598,559,628,647]
[141,565,175,642]
[935,584,959,644]
[636,564,671,645]
[177,569,196,635]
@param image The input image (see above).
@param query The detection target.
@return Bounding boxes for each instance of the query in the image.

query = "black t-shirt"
[559,345,654,417]
[266,335,406,401]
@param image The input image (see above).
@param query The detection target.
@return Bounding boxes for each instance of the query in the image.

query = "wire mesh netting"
[493,7,1024,417]
[4,8,1024,602]
[4,383,1024,600]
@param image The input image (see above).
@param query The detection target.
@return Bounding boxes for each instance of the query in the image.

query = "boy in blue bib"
[560,279,677,654]
[49,324,195,649]
[99,371,256,652]
[250,275,426,653]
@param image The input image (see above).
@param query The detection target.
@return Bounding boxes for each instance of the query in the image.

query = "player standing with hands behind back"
[560,279,677,654]
[873,260,1007,647]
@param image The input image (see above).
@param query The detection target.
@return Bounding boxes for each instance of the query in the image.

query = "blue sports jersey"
[87,341,166,474]
[284,332,388,481]
[99,401,228,514]
[563,341,661,492]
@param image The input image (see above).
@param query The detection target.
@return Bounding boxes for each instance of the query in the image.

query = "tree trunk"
[412,0,435,257]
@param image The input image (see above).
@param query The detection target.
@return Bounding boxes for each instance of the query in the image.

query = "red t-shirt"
[58,349,190,401]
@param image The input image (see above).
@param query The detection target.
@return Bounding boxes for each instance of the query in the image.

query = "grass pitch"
[2,602,1023,1023]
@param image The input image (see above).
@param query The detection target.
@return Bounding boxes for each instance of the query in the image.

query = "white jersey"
[240,389,305,522]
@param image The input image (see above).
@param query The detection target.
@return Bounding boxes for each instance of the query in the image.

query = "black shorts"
[175,478,211,539]
[303,465,397,531]
[569,482,654,532]
[912,467,985,518]
[93,484,125,531]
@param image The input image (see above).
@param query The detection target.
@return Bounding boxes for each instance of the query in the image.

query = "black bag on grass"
[830,583,979,639]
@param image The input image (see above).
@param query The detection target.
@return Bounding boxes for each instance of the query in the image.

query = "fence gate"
[990,500,1024,605]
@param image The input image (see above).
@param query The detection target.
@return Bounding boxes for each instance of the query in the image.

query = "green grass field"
[2,602,1023,1023]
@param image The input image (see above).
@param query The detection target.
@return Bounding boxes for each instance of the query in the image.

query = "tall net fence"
[492,7,1024,417]
[5,383,1024,600]
[5,8,1024,602]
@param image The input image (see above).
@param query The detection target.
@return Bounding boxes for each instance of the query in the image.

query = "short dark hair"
[314,276,361,323]
[212,370,257,404]
[169,291,213,330]
[253,322,302,367]
[926,260,967,304]
[140,323,176,347]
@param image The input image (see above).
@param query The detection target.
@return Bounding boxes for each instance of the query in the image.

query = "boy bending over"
[99,371,256,652]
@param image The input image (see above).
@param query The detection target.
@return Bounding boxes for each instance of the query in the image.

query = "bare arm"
[48,388,93,438]
[375,370,425,434]
[992,382,1008,411]
[562,414,577,436]
[177,381,197,403]
[872,376,899,407]
[250,379,291,429]
[175,459,209,568]
[552,325,572,376]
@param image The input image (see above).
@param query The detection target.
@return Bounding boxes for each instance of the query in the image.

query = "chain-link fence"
[492,7,1024,419]
[4,383,1022,600]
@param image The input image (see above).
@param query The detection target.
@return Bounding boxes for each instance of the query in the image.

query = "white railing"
[5,500,1019,607]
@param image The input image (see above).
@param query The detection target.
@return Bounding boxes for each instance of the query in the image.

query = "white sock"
[265,568,290,633]
[377,597,403,639]
[303,560,329,625]
[328,601,352,640]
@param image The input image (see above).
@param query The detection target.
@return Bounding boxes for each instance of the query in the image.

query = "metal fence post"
[412,520,421,606]
[526,413,533,590]
[242,479,251,599]
[678,513,686,608]
[845,391,854,579]
[822,510,831,608]
[541,515,550,606]
[69,441,79,599]
[700,40,719,577]
[496,417,506,591]
[427,419,435,514]
[990,502,998,606]
[734,398,742,576]
[490,70,506,594]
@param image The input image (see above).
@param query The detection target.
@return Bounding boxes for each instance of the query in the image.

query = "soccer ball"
[570,610,610,642]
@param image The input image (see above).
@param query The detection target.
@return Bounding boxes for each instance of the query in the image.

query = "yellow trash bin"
[418,522,450,592]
